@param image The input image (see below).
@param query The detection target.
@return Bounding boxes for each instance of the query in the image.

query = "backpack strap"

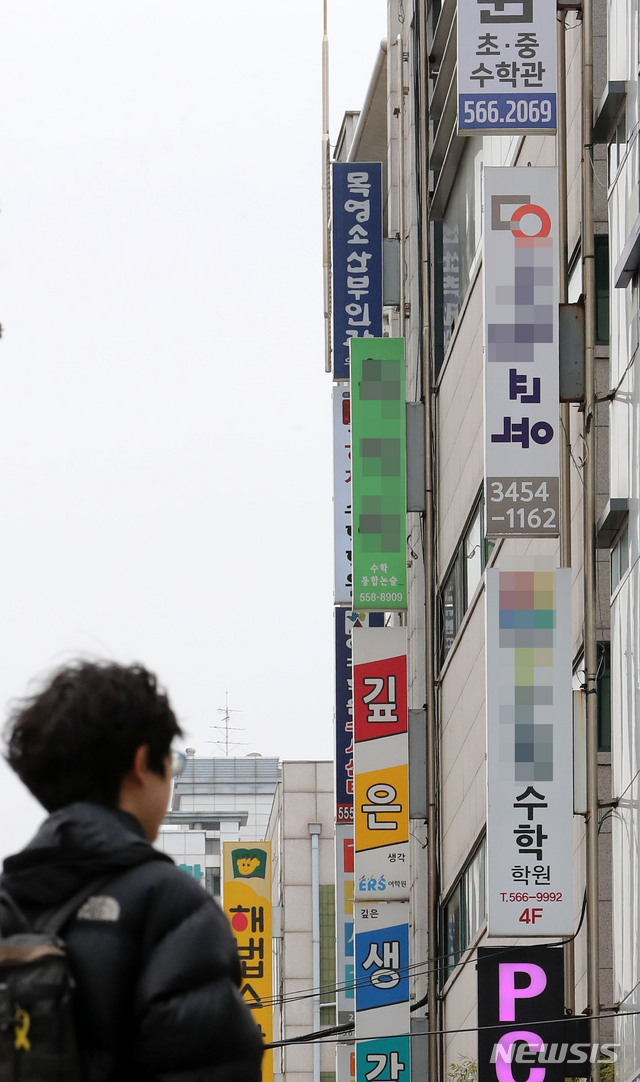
[36,874,116,936]
[0,887,31,934]
[0,874,115,938]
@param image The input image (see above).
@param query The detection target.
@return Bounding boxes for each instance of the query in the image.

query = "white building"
[156,753,281,899]
[330,0,616,1077]
[265,761,335,1082]
[603,0,640,1075]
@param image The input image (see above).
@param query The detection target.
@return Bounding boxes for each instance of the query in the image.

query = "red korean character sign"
[353,627,409,902]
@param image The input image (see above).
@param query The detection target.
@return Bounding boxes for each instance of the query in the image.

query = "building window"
[597,642,611,753]
[433,138,483,374]
[611,522,629,591]
[205,868,221,898]
[319,885,336,1027]
[442,841,486,983]
[439,499,493,664]
[595,235,610,345]
[205,836,220,855]
[608,107,627,186]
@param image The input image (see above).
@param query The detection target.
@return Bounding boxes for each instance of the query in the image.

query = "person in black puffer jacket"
[0,660,264,1082]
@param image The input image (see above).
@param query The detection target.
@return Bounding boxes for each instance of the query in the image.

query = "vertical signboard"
[334,387,353,604]
[485,568,573,935]
[353,626,410,1082]
[355,900,411,1082]
[335,608,384,1023]
[353,626,409,899]
[483,168,560,538]
[223,842,273,1082]
[332,163,383,381]
[350,338,407,611]
[457,0,557,134]
[477,946,591,1082]
[336,609,386,825]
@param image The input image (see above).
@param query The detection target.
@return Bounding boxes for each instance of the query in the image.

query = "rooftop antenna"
[209,692,247,757]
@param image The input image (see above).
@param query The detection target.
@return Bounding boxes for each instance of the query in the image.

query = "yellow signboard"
[354,763,409,851]
[223,843,273,1082]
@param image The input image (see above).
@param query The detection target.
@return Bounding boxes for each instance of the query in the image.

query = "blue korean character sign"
[354,900,411,1082]
[483,168,560,538]
[458,0,556,134]
[332,164,383,381]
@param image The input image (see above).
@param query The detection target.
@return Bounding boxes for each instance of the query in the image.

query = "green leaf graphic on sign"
[232,848,267,879]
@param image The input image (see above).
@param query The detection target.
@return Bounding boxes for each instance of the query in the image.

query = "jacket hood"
[1,801,171,908]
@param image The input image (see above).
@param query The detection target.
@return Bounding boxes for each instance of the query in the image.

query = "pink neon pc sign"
[477,947,590,1082]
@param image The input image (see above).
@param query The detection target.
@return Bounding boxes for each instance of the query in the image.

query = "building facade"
[329,0,626,1077]
[265,761,336,1082]
[604,0,640,1076]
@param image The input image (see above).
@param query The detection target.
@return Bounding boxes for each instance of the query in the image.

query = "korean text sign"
[335,608,385,822]
[350,338,407,610]
[335,608,384,1024]
[458,0,557,133]
[353,626,409,901]
[485,568,573,936]
[354,899,411,1082]
[332,163,383,381]
[483,168,560,538]
[334,387,353,604]
[223,842,273,1082]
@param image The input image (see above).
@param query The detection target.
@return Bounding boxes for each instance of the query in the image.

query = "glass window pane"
[465,509,483,602]
[464,842,486,945]
[444,888,462,979]
[441,556,461,661]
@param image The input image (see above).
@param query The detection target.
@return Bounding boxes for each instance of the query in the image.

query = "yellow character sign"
[223,842,273,1082]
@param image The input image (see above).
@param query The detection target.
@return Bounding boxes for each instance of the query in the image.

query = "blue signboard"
[332,163,383,381]
[355,921,409,1011]
[458,94,556,132]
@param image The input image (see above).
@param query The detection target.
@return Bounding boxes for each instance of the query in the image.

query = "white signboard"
[483,167,560,537]
[334,386,352,604]
[353,627,409,902]
[486,566,573,936]
[458,0,557,134]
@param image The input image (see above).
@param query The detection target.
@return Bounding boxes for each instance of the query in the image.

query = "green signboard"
[350,337,406,611]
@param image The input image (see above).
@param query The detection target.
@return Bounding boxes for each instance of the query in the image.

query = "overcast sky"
[0,1,388,860]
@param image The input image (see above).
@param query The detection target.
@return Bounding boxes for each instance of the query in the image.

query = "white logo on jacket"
[76,896,120,921]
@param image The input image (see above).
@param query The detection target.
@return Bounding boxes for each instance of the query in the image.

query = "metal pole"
[396,34,406,339]
[309,823,322,1082]
[556,7,576,1017]
[581,0,601,1071]
[322,0,332,373]
[416,4,439,1080]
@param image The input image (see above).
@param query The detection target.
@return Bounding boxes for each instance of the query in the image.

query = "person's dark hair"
[3,660,183,811]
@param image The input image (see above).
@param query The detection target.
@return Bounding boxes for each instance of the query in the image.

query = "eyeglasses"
[170,749,187,777]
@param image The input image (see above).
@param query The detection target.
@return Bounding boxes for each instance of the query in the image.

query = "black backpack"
[0,878,109,1082]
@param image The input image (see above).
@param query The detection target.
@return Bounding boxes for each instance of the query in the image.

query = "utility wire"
[265,1003,629,1050]
[256,893,587,1010]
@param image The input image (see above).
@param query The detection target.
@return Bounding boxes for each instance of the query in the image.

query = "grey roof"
[173,756,281,797]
